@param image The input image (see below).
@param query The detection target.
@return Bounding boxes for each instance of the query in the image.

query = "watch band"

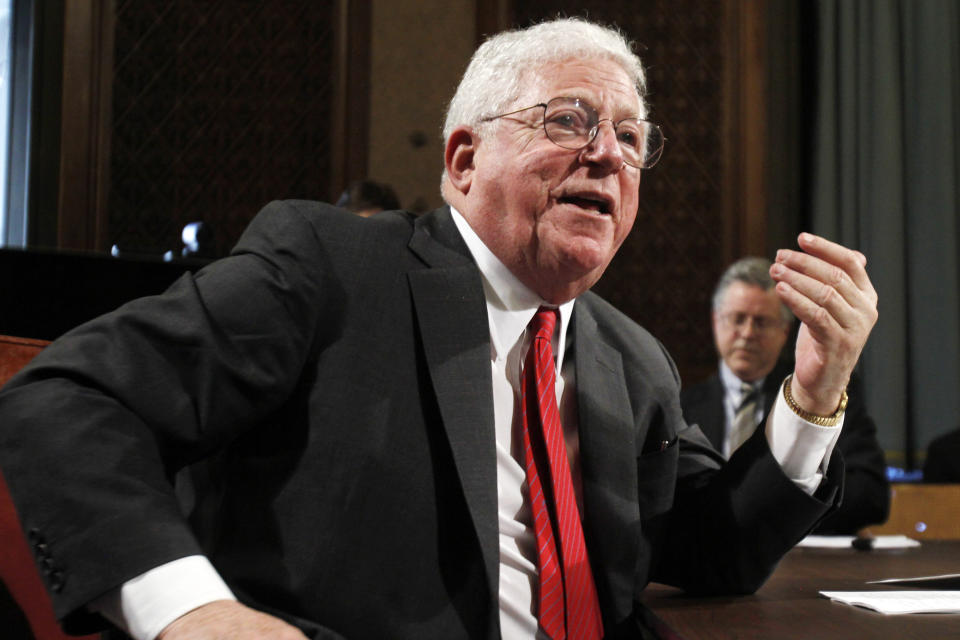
[783,374,848,427]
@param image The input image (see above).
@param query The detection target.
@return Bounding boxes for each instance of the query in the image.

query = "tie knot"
[530,307,558,342]
[739,382,758,405]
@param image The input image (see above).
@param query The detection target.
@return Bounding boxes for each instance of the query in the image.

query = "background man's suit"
[0,202,843,639]
[923,427,960,482]
[680,360,888,534]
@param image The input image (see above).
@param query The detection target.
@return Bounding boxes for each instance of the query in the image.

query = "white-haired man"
[0,18,877,640]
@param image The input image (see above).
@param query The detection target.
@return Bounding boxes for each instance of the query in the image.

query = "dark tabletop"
[641,540,960,639]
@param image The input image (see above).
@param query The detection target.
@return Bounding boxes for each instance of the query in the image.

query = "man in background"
[681,257,889,534]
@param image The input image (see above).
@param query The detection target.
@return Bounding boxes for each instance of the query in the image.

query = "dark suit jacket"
[0,202,842,639]
[680,360,889,534]
[923,428,960,482]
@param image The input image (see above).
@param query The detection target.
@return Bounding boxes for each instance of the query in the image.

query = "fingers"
[795,233,874,299]
[769,232,879,415]
[771,233,878,335]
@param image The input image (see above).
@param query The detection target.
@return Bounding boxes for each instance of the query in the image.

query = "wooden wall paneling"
[108,1,345,257]
[475,0,512,46]
[54,0,373,253]
[722,0,769,264]
[26,0,66,249]
[331,0,371,199]
[367,0,475,213]
[52,1,371,257]
[57,0,113,252]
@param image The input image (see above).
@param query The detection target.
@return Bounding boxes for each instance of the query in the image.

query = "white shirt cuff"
[765,380,843,495]
[89,555,235,640]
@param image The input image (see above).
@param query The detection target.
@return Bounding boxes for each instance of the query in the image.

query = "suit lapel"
[407,208,500,606]
[571,303,639,623]
[762,360,792,418]
[700,375,727,450]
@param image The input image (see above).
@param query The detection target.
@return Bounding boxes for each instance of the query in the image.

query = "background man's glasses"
[718,312,785,335]
[483,96,666,169]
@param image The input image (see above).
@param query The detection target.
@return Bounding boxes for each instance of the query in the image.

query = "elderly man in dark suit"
[0,18,877,640]
[681,257,889,534]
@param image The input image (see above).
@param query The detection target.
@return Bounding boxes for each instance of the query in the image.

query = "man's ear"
[444,126,477,196]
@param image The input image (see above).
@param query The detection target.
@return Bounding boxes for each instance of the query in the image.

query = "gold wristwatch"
[783,374,848,427]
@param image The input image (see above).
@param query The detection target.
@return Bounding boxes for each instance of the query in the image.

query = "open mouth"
[558,195,612,215]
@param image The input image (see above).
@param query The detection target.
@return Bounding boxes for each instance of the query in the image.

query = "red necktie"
[521,307,604,640]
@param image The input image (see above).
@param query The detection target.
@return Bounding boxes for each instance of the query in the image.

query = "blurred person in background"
[681,256,889,534]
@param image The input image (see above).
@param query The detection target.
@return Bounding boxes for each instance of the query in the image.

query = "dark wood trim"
[722,0,769,262]
[740,0,768,257]
[475,0,512,46]
[331,0,371,199]
[330,0,348,198]
[56,0,113,252]
[26,0,65,249]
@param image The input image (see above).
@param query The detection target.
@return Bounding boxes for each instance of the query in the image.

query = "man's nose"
[580,120,626,171]
[739,318,760,337]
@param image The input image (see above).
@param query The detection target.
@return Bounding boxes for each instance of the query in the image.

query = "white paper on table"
[819,590,960,614]
[796,534,920,549]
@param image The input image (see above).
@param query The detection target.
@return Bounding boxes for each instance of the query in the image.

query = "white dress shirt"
[94,207,843,639]
[718,361,766,457]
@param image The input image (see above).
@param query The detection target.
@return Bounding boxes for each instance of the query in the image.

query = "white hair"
[442,18,649,143]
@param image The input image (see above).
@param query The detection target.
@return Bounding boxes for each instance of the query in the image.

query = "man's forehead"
[524,58,643,115]
[721,282,782,311]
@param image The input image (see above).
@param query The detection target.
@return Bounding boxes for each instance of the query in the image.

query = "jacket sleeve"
[812,373,890,534]
[645,350,844,595]
[0,200,340,632]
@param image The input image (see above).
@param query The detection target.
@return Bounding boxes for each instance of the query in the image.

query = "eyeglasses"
[718,312,785,335]
[481,96,666,169]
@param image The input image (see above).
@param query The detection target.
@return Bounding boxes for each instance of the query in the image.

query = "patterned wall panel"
[514,1,728,384]
[110,0,336,257]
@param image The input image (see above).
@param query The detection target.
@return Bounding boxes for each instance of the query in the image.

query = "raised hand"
[770,233,878,417]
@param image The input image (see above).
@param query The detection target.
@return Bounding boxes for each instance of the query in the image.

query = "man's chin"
[549,243,613,280]
[729,361,763,381]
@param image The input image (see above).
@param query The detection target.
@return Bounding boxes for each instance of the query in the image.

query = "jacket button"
[49,571,65,592]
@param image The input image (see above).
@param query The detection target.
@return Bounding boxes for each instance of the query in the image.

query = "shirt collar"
[450,206,575,363]
[719,360,763,400]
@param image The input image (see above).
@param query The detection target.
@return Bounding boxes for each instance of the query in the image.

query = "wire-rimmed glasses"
[482,96,666,169]
[717,312,786,336]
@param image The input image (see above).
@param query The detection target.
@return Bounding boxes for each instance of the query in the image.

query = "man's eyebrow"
[597,97,644,120]
[557,95,641,118]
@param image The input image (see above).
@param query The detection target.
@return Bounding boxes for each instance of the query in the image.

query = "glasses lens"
[613,119,643,164]
[722,313,781,334]
[638,122,664,169]
[543,98,595,149]
[541,98,665,169]
[617,121,664,169]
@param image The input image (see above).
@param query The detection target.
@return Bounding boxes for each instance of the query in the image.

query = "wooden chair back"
[0,335,98,639]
